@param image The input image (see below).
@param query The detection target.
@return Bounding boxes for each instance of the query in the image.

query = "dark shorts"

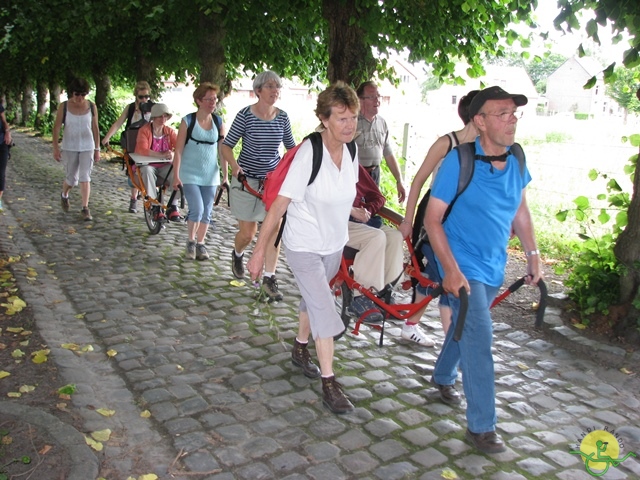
[416,242,450,307]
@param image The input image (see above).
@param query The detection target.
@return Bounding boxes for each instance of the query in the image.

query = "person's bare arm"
[1,112,11,146]
[511,189,542,284]
[247,195,291,280]
[52,106,65,162]
[399,135,450,238]
[424,196,469,296]
[102,106,128,145]
[172,120,188,187]
[91,103,101,161]
[220,144,240,180]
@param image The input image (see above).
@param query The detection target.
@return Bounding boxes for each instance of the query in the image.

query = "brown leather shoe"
[291,339,320,378]
[465,429,506,454]
[431,376,461,405]
[322,376,354,414]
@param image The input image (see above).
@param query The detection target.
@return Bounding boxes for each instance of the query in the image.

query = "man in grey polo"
[354,81,406,204]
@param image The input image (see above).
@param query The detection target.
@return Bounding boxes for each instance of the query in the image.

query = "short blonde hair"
[193,82,220,103]
[315,81,360,122]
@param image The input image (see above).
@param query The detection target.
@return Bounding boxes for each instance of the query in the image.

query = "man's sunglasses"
[138,95,151,100]
[73,92,88,97]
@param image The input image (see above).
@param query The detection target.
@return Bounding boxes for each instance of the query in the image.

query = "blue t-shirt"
[431,138,531,287]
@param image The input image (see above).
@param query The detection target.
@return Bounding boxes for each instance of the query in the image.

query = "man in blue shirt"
[426,86,543,454]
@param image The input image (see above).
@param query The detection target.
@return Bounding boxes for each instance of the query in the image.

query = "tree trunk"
[49,82,61,122]
[34,81,48,130]
[92,71,111,111]
[135,54,158,91]
[322,0,376,86]
[197,13,229,96]
[20,80,34,127]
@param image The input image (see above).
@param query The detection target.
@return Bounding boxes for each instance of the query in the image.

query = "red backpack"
[262,131,356,245]
[262,131,356,210]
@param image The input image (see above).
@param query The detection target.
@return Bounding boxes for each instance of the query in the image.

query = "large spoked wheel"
[144,203,163,235]
[333,281,353,341]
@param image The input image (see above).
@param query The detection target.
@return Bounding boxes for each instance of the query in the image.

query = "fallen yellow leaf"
[230,280,245,287]
[6,327,23,333]
[0,371,11,379]
[75,313,86,319]
[106,349,117,357]
[138,474,159,480]
[573,323,587,330]
[7,392,21,398]
[11,349,25,359]
[90,429,111,442]
[84,436,103,451]
[32,349,50,364]
[81,345,94,352]
[61,343,80,351]
[441,468,459,479]
[140,410,151,418]
[19,385,36,393]
[620,367,634,375]
[96,408,115,417]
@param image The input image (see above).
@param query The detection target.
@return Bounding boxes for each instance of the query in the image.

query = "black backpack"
[185,113,223,145]
[411,142,526,271]
[270,131,356,247]
[120,102,154,151]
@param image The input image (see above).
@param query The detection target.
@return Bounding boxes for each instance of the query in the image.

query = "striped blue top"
[222,105,296,179]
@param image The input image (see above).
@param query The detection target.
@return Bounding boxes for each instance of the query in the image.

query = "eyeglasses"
[73,92,88,97]
[201,97,217,103]
[137,95,151,100]
[479,110,524,122]
[262,84,281,90]
[360,95,382,101]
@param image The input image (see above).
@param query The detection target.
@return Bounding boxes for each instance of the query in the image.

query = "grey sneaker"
[231,252,245,279]
[128,198,137,213]
[186,240,196,260]
[262,275,283,301]
[81,207,92,221]
[196,243,209,261]
[61,195,70,212]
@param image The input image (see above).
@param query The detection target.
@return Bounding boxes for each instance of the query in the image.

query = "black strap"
[185,113,222,145]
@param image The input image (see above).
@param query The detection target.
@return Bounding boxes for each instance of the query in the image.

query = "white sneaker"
[401,323,435,347]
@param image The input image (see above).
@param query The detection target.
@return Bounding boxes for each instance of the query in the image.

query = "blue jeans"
[182,184,216,223]
[433,280,499,433]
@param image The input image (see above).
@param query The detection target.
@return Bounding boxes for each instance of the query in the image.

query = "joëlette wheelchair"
[107,143,184,235]
[330,207,547,346]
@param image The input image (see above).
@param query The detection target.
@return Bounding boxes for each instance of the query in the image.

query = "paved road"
[1,131,640,480]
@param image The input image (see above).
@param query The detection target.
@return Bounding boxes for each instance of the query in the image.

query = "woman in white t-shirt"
[247,82,360,415]
[52,77,100,221]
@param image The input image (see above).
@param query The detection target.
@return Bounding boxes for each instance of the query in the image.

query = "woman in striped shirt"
[221,70,296,302]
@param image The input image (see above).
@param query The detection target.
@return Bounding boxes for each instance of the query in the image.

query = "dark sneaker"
[231,252,245,279]
[349,295,384,324]
[291,339,320,378]
[167,205,182,222]
[321,376,354,414]
[61,195,70,212]
[186,240,196,260]
[262,275,283,301]
[128,198,137,213]
[466,429,506,454]
[81,207,92,221]
[196,243,209,261]
[431,376,461,405]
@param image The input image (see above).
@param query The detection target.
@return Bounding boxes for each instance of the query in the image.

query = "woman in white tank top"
[52,77,100,221]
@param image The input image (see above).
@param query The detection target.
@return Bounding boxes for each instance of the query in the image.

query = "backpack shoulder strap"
[185,112,196,145]
[509,142,526,176]
[212,113,224,141]
[124,103,136,130]
[346,139,356,161]
[307,131,323,185]
[89,100,95,117]
[441,142,476,222]
[62,101,67,124]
